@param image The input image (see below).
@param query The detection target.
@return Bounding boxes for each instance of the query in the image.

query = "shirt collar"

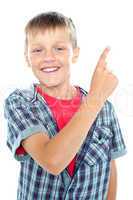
[27,82,88,103]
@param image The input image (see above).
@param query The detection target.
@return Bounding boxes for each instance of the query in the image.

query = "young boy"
[4,11,126,200]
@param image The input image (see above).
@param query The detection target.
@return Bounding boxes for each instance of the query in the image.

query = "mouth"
[40,66,60,73]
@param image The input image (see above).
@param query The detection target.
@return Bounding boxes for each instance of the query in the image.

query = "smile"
[41,67,60,73]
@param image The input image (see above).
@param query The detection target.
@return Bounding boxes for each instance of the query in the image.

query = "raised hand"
[87,47,118,105]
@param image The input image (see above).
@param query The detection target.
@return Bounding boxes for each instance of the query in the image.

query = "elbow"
[42,159,62,176]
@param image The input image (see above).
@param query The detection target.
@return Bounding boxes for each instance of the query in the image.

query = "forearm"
[107,160,117,200]
[44,96,103,175]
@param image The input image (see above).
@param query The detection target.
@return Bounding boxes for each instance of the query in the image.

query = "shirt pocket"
[84,125,113,166]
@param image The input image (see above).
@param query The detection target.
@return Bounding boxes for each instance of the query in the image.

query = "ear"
[72,47,80,63]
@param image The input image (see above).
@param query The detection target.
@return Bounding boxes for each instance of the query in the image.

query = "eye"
[32,49,43,53]
[54,47,65,51]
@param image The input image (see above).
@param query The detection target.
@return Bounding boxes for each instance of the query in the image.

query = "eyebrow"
[30,42,68,47]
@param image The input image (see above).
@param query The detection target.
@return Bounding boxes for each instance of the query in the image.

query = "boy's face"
[26,27,80,87]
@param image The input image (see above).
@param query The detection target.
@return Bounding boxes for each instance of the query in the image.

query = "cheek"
[29,55,41,67]
[59,53,72,65]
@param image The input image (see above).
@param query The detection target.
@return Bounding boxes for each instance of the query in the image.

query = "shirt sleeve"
[109,102,127,159]
[4,91,49,162]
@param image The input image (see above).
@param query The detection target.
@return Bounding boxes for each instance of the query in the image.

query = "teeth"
[42,67,59,72]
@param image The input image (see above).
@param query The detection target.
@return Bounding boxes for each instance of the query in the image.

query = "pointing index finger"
[100,46,110,60]
[97,46,110,68]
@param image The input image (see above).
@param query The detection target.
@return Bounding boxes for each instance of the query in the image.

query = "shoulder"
[100,100,114,115]
[4,84,36,118]
[96,100,115,126]
[4,84,35,105]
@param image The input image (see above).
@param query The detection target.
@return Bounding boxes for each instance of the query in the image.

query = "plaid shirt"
[4,83,126,200]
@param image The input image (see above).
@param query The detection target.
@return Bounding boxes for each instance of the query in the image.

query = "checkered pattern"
[4,83,127,200]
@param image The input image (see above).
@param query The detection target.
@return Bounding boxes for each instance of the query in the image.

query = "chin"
[39,80,62,88]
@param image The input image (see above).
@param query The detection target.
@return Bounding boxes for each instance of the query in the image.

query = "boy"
[4,11,126,200]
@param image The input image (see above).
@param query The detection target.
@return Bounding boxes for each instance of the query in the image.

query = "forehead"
[27,27,71,45]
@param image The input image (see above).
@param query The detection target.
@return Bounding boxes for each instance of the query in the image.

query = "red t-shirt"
[16,85,82,177]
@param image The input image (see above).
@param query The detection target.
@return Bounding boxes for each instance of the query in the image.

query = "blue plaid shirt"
[4,83,126,200]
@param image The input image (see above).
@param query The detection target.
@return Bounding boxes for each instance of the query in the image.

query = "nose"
[43,50,56,63]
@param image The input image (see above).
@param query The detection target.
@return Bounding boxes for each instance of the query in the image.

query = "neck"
[38,81,77,100]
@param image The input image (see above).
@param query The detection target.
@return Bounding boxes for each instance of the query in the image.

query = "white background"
[0,0,132,199]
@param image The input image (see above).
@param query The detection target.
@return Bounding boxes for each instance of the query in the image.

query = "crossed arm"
[107,160,117,200]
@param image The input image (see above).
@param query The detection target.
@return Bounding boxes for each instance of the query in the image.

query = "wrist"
[82,93,104,112]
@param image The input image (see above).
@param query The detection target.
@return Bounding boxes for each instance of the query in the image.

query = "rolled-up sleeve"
[4,91,48,162]
[109,103,127,159]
